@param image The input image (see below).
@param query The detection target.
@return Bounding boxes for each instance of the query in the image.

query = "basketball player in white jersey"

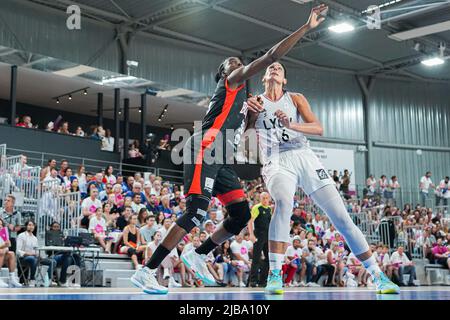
[245,62,399,295]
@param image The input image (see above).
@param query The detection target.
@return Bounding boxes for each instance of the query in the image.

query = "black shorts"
[184,163,244,205]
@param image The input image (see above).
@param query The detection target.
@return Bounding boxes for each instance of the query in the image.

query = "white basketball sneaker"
[9,275,23,288]
[181,248,216,286]
[131,267,168,295]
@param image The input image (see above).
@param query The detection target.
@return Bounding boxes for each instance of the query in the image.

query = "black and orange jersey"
[184,78,247,196]
[202,78,247,134]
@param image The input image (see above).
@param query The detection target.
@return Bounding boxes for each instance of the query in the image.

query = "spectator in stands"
[332,170,340,190]
[157,135,171,151]
[387,176,400,203]
[62,167,74,190]
[89,207,112,253]
[346,251,368,287]
[230,233,251,287]
[323,224,337,243]
[145,230,182,287]
[390,246,417,286]
[40,159,57,181]
[125,182,147,204]
[17,220,56,287]
[58,159,69,179]
[151,179,162,196]
[102,129,114,152]
[47,222,81,287]
[75,126,85,137]
[282,236,302,287]
[117,206,132,231]
[373,244,393,279]
[203,220,215,239]
[312,213,324,234]
[419,171,434,206]
[112,184,124,208]
[140,215,158,244]
[340,169,351,199]
[0,218,22,288]
[131,194,146,214]
[128,140,144,159]
[75,165,87,196]
[69,177,80,193]
[16,115,33,128]
[103,202,119,230]
[158,218,174,240]
[58,122,71,135]
[45,122,54,132]
[122,176,135,193]
[291,207,306,226]
[87,172,105,196]
[80,188,102,229]
[143,182,153,202]
[99,183,113,202]
[89,126,101,141]
[120,214,146,270]
[158,195,173,218]
[137,208,148,228]
[432,238,449,269]
[311,242,333,287]
[43,168,59,184]
[0,194,22,253]
[366,174,377,198]
[12,155,31,175]
[213,240,241,287]
[379,175,388,199]
[301,239,324,287]
[103,165,116,185]
[436,176,450,206]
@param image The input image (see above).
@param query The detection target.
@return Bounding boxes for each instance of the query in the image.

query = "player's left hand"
[307,4,328,29]
[275,109,290,128]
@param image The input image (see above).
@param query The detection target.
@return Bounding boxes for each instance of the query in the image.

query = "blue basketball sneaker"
[265,269,284,295]
[372,270,400,294]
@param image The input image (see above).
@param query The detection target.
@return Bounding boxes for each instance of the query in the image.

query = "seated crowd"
[14,115,115,152]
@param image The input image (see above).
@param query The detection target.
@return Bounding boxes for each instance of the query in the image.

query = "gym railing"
[5,147,184,185]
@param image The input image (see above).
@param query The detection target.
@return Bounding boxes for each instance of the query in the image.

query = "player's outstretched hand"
[246,94,265,113]
[307,4,328,29]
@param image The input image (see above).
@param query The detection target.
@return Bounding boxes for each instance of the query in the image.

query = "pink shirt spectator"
[432,245,448,256]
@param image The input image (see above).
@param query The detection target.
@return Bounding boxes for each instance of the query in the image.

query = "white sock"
[268,253,284,271]
[362,256,381,275]
[9,272,15,278]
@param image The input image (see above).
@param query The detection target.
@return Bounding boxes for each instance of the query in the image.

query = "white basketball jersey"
[255,92,310,164]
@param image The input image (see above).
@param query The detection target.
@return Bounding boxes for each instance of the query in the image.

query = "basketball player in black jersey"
[131,4,328,294]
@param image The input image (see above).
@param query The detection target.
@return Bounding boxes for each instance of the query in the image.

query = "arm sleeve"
[250,205,260,220]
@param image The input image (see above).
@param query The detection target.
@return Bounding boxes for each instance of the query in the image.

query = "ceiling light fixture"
[421,57,445,67]
[328,22,355,33]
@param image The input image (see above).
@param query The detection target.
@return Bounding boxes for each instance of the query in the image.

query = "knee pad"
[127,248,137,256]
[176,195,210,233]
[223,200,251,235]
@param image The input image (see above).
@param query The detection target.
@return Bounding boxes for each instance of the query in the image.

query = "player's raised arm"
[227,4,327,87]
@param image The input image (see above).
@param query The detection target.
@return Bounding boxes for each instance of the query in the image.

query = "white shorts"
[262,147,335,196]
